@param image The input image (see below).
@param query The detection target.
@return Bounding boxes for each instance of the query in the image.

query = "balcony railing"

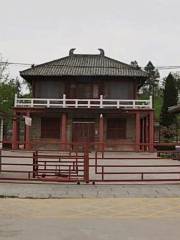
[14,94,152,109]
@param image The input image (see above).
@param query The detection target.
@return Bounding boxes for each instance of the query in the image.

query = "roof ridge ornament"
[69,48,76,56]
[98,48,105,56]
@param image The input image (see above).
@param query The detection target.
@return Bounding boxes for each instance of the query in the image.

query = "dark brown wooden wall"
[32,76,138,99]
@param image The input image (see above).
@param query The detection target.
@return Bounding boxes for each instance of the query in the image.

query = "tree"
[143,61,160,101]
[0,54,32,142]
[172,72,180,92]
[160,73,178,127]
[0,56,21,114]
[0,55,9,81]
[130,60,141,70]
[0,78,20,114]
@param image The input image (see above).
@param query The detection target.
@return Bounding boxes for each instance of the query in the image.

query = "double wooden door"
[72,122,95,144]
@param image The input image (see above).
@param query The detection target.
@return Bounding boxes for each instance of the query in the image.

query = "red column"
[146,115,149,151]
[12,112,18,150]
[99,114,104,142]
[25,112,31,150]
[99,114,104,150]
[61,113,67,150]
[144,117,147,151]
[135,112,141,152]
[149,111,154,152]
[141,117,145,151]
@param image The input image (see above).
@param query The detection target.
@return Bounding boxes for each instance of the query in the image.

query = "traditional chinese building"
[12,49,154,151]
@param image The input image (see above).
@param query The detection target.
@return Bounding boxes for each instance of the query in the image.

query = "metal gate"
[1,148,180,183]
[89,151,180,183]
[0,149,88,182]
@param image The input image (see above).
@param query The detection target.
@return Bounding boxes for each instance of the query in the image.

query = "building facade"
[12,49,154,151]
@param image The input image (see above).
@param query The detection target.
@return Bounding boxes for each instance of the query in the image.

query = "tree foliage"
[130,60,141,70]
[0,54,32,116]
[0,78,20,114]
[143,61,160,97]
[160,73,178,127]
[0,56,21,115]
[173,72,180,91]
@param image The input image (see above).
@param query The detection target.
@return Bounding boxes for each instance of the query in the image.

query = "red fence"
[89,151,180,183]
[0,150,86,182]
[1,146,180,183]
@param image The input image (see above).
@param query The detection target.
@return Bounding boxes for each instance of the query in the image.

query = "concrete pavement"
[0,182,180,198]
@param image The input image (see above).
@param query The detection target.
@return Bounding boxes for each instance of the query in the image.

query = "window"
[67,83,99,98]
[107,118,126,139]
[93,84,99,98]
[105,81,133,99]
[77,84,92,98]
[41,118,60,139]
[37,80,62,98]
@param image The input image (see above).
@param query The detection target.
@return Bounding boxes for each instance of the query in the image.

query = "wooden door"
[72,122,95,144]
[41,118,60,139]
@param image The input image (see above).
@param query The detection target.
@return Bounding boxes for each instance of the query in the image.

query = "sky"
[0,0,180,79]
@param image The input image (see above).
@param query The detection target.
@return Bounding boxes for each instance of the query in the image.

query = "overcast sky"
[1,0,180,78]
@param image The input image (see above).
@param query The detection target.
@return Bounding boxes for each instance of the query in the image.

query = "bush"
[155,145,176,151]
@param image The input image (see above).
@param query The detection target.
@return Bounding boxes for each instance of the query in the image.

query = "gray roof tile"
[20,53,147,78]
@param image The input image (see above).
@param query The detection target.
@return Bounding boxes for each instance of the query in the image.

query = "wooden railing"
[14,94,152,109]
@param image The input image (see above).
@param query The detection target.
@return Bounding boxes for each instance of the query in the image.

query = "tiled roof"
[20,50,147,78]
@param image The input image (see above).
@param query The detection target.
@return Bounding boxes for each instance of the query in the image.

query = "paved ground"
[1,198,180,239]
[1,182,180,198]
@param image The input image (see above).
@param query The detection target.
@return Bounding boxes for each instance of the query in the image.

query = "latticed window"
[107,118,126,139]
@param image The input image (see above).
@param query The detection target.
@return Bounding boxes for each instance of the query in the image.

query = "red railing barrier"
[0,143,180,183]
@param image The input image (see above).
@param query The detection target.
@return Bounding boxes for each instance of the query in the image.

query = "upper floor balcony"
[14,94,153,110]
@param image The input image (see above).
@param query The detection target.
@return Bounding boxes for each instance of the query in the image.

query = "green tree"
[0,56,21,115]
[0,78,20,114]
[138,61,162,119]
[143,61,160,101]
[173,72,180,92]
[160,73,178,127]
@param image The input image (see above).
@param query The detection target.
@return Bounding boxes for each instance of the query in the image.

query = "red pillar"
[141,117,145,151]
[149,111,154,152]
[12,112,18,150]
[135,112,141,152]
[146,115,149,151]
[25,112,31,150]
[99,114,104,150]
[144,116,146,151]
[61,113,67,150]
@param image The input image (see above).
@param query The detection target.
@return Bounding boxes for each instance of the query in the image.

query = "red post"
[61,113,67,150]
[149,111,154,152]
[12,112,18,150]
[33,151,36,178]
[135,112,140,152]
[141,117,145,151]
[84,143,89,183]
[99,114,104,151]
[143,117,147,151]
[0,150,1,172]
[25,112,31,150]
[146,115,149,151]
